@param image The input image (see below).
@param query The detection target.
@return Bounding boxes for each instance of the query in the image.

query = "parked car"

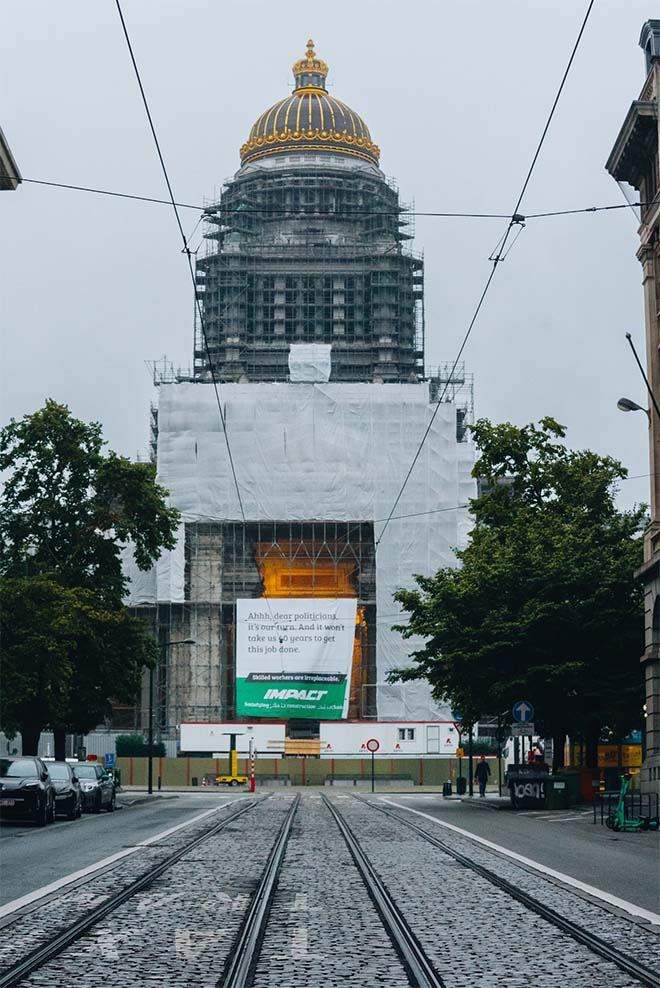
[46,761,82,820]
[0,756,56,826]
[75,763,116,813]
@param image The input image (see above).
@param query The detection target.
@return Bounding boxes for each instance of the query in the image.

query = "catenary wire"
[113,2,641,597]
[373,0,597,552]
[113,0,246,529]
[112,1,299,636]
[19,178,644,222]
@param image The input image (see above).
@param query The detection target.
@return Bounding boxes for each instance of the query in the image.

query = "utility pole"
[468,725,474,797]
[497,713,504,797]
[147,663,154,795]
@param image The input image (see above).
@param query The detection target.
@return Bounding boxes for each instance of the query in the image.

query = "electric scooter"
[605,772,658,831]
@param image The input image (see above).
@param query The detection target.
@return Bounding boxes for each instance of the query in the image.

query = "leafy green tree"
[0,401,179,755]
[115,733,166,758]
[392,418,645,769]
[1,577,158,755]
[0,400,178,598]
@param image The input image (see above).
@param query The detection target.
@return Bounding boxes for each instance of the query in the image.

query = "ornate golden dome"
[240,41,380,167]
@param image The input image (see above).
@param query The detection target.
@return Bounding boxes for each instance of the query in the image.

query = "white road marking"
[380,798,660,927]
[0,798,247,919]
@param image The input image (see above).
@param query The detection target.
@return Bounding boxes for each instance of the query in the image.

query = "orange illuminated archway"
[256,542,366,718]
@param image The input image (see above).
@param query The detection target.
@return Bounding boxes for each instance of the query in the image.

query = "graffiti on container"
[514,781,546,800]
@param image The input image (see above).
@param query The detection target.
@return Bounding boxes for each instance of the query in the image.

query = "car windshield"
[46,763,71,780]
[0,758,38,778]
[74,765,99,779]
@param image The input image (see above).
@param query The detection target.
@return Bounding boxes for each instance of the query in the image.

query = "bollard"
[157,776,162,791]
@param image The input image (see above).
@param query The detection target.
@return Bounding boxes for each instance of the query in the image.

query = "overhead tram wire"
[112,2,293,635]
[112,0,246,529]
[20,178,644,223]
[373,0,597,552]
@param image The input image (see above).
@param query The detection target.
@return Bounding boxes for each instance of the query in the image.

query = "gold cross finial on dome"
[306,39,316,61]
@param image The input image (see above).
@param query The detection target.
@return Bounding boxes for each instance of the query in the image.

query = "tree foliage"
[0,401,179,753]
[392,418,645,764]
[115,733,166,758]
[0,400,179,597]
[0,577,158,752]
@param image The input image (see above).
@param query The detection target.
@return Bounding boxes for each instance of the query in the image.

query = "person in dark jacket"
[474,755,491,797]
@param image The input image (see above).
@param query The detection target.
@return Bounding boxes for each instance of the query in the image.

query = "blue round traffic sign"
[512,700,534,723]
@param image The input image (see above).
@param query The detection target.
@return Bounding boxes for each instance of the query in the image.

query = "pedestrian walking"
[474,755,491,797]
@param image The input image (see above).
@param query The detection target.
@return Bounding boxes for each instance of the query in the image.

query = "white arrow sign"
[512,700,535,723]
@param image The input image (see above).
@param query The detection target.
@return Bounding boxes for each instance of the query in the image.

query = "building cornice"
[605,100,658,186]
[635,549,660,583]
[0,125,21,190]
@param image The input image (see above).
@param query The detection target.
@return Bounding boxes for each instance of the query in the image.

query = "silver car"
[74,763,116,813]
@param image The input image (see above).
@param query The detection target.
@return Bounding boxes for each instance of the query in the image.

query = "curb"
[459,797,511,811]
[116,794,179,808]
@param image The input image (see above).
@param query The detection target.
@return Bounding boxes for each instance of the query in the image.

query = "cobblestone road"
[251,794,408,987]
[2,793,657,988]
[338,796,659,988]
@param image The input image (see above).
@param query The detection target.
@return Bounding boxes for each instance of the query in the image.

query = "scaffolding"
[427,362,475,442]
[126,521,377,737]
[193,158,424,384]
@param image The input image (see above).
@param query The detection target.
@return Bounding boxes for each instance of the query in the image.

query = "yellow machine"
[216,734,248,787]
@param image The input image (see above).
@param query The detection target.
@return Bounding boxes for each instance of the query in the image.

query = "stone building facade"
[607,20,660,795]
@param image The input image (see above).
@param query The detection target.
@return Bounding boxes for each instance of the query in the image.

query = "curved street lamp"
[617,396,651,420]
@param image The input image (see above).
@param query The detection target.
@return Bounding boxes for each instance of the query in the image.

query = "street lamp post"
[148,638,195,795]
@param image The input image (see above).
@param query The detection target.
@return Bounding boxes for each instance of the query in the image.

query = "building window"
[397,728,415,741]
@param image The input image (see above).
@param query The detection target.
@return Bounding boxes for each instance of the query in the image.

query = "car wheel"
[106,793,115,812]
[36,801,48,827]
[230,780,239,787]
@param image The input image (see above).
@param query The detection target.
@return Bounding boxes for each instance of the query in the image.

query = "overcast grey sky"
[0,0,653,511]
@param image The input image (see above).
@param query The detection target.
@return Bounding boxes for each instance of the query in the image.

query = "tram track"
[322,795,445,988]
[221,793,445,988]
[0,796,264,988]
[357,796,660,988]
[221,795,300,988]
[2,792,657,988]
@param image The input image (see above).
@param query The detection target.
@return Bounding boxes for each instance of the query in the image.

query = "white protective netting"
[124,381,475,720]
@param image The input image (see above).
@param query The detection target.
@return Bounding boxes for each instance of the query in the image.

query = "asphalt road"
[0,792,243,907]
[383,794,660,914]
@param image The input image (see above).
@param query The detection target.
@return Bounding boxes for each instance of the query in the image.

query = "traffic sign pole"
[365,738,380,793]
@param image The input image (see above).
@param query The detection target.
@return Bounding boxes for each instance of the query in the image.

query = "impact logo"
[263,688,328,701]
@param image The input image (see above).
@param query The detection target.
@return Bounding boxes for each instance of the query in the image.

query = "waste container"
[507,766,548,809]
[545,777,570,810]
[442,781,452,797]
[456,776,467,795]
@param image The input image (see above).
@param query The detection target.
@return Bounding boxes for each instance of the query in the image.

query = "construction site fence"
[115,755,506,789]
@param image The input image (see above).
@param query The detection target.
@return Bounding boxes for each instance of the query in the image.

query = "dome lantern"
[292,39,329,91]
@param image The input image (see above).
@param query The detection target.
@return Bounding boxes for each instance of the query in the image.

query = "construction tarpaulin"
[124,381,475,721]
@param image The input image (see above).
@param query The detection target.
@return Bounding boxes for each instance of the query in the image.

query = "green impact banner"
[235,598,357,720]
